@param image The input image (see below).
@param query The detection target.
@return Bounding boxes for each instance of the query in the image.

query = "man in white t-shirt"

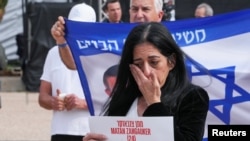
[38,2,96,141]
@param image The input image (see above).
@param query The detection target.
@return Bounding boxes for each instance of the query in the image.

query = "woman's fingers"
[83,133,107,141]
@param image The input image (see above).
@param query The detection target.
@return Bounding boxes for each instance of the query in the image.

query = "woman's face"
[132,42,174,87]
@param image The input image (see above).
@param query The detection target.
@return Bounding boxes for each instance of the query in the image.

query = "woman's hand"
[129,64,161,105]
[82,133,107,141]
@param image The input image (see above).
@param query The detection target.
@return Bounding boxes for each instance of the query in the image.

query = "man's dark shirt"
[102,18,123,23]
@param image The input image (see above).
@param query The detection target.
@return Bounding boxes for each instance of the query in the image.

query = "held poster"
[89,116,174,141]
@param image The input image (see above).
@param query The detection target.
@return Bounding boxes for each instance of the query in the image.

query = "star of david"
[186,58,250,124]
[185,59,250,141]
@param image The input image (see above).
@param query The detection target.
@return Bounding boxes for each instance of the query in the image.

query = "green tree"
[0,0,8,9]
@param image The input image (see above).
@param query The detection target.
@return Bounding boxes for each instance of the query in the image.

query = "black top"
[143,85,209,141]
[102,18,123,23]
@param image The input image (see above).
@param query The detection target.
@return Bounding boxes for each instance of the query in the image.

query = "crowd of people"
[3,0,250,141]
[0,0,213,141]
[41,0,211,141]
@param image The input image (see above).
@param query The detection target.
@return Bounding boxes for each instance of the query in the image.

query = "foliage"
[0,0,8,9]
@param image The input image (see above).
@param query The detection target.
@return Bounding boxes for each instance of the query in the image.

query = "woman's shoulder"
[191,84,208,94]
[182,84,209,103]
[193,84,209,100]
[176,84,209,112]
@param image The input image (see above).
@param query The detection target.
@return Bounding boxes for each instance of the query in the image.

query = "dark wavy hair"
[102,22,192,116]
[103,64,119,89]
[102,0,120,11]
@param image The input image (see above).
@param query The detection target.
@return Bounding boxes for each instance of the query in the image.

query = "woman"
[84,22,209,141]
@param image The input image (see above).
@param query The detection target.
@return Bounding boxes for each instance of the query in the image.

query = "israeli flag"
[65,9,250,141]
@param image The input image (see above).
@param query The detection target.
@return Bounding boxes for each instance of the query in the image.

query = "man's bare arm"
[51,16,76,70]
